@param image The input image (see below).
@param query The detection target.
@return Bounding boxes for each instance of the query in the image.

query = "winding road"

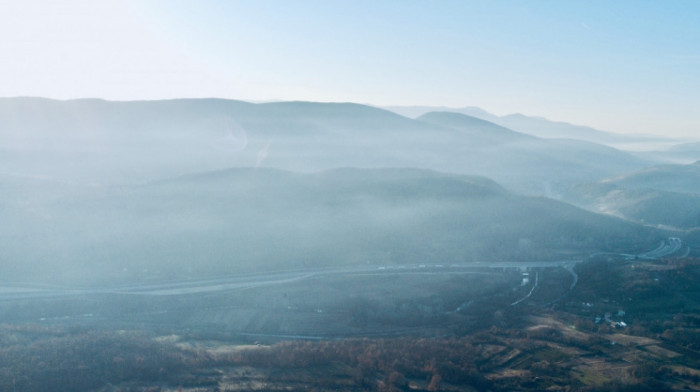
[0,238,684,303]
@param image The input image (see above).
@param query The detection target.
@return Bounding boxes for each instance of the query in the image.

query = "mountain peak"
[417,111,534,142]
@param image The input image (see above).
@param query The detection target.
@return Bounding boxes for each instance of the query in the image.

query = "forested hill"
[1,167,663,285]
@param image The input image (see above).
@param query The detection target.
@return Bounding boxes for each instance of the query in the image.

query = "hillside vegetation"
[1,168,663,285]
[565,161,700,229]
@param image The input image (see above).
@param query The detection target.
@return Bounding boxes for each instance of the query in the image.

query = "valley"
[1,254,698,391]
[0,97,698,391]
[3,1,700,390]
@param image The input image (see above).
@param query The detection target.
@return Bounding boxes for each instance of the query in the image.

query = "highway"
[637,237,683,260]
[0,261,580,300]
[0,238,683,301]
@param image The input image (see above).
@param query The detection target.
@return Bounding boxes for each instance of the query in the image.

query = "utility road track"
[0,261,579,300]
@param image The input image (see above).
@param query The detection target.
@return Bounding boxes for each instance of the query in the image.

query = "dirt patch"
[606,333,658,347]
[643,344,682,358]
[486,368,532,380]
[527,315,590,341]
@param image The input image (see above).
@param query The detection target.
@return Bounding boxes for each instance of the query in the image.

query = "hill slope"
[607,160,700,194]
[1,168,664,285]
[566,182,700,229]
[0,98,650,195]
[565,161,700,229]
[386,105,673,148]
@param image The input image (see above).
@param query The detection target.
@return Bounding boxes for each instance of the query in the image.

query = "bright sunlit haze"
[3,2,700,391]
[1,0,699,138]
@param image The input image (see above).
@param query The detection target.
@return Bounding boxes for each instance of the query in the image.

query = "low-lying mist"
[1,167,663,286]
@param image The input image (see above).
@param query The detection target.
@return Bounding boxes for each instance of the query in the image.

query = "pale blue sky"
[1,0,699,137]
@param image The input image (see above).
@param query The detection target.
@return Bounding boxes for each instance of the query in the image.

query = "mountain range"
[0,167,665,285]
[0,97,650,195]
[2,97,695,286]
[384,105,681,150]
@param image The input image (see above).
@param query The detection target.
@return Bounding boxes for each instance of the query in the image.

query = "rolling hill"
[565,161,700,229]
[633,142,700,164]
[604,160,700,194]
[0,97,650,195]
[385,105,674,149]
[416,111,648,196]
[566,183,700,229]
[0,168,664,285]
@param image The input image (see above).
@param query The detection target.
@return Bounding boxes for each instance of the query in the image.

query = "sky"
[1,0,699,137]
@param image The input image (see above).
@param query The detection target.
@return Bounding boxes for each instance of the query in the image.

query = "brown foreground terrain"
[0,257,698,391]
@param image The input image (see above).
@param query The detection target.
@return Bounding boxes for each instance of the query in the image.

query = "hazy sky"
[1,0,699,137]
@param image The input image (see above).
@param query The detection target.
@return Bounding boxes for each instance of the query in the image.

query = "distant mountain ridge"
[0,97,650,195]
[605,160,700,194]
[384,105,676,148]
[416,111,535,143]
